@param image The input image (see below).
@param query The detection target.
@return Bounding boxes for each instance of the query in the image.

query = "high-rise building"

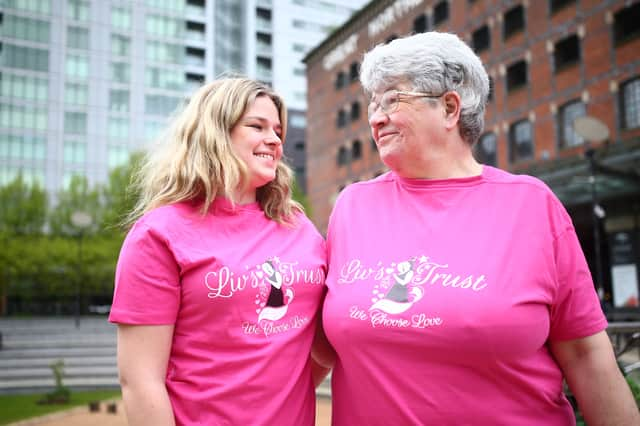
[0,0,364,194]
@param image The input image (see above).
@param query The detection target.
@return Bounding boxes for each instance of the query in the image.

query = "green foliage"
[291,176,311,215]
[0,390,120,425]
[100,151,143,233]
[0,174,47,236]
[626,375,640,408]
[49,176,102,237]
[38,360,71,404]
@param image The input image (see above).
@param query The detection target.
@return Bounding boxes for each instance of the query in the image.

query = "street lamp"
[70,211,93,328]
[574,116,610,301]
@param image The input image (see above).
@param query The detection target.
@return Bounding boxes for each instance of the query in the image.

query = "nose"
[368,107,388,128]
[264,130,282,145]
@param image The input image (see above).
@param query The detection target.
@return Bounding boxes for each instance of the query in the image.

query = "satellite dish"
[573,116,610,143]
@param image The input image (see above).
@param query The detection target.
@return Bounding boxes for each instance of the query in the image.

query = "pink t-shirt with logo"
[324,166,607,426]
[109,198,326,426]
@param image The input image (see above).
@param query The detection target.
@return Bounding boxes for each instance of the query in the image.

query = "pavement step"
[1,365,118,379]
[0,347,117,359]
[0,356,116,369]
[0,376,121,391]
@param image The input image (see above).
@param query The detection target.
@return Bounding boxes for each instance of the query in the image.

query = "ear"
[443,91,461,130]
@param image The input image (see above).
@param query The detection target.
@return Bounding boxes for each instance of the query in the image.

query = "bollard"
[88,401,100,412]
[107,402,118,414]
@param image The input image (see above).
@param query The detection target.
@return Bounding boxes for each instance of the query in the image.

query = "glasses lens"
[381,91,398,114]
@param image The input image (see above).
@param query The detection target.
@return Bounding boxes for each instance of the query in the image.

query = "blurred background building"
[304,0,640,316]
[0,0,366,195]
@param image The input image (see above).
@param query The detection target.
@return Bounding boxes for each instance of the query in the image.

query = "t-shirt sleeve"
[108,221,181,325]
[549,227,608,341]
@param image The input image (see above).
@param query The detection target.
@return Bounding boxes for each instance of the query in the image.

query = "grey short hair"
[360,32,490,145]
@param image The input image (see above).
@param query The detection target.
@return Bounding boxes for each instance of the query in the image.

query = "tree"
[291,176,311,216]
[100,152,143,234]
[48,175,101,237]
[0,174,47,236]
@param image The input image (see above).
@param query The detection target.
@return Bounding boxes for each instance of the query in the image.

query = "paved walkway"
[8,397,332,426]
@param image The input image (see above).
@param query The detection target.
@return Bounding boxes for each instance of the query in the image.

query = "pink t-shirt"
[109,198,326,426]
[324,166,607,426]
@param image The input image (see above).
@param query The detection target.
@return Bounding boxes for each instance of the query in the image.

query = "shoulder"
[132,202,201,239]
[335,172,395,206]
[482,166,554,195]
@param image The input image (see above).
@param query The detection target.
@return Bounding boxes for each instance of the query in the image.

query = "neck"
[397,140,482,179]
[230,188,257,205]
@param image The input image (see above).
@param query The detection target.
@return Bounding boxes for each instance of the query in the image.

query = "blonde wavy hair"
[125,78,302,227]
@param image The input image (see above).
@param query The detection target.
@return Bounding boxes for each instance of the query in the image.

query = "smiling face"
[369,85,446,178]
[230,95,283,203]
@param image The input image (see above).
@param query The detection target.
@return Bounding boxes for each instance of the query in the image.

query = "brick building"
[304,0,640,314]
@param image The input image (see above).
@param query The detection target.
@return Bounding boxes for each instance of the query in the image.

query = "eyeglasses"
[367,90,445,119]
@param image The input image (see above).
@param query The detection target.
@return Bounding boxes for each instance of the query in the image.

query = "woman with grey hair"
[314,32,638,425]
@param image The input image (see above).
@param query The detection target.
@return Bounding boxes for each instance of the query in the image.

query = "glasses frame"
[368,90,446,119]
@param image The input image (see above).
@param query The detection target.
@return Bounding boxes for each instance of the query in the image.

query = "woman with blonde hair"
[109,78,326,425]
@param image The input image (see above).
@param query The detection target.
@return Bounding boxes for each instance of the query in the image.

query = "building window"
[335,71,345,89]
[413,13,428,33]
[65,54,88,80]
[506,60,527,93]
[472,25,490,53]
[351,102,361,121]
[111,6,131,29]
[108,117,129,139]
[67,0,90,22]
[349,62,359,82]
[554,34,580,72]
[336,109,347,128]
[64,140,86,165]
[67,26,89,50]
[145,94,183,116]
[509,120,533,162]
[550,0,576,14]
[185,47,205,67]
[613,3,640,46]
[1,72,48,101]
[1,14,50,43]
[64,83,87,105]
[289,114,307,128]
[294,142,305,151]
[109,89,129,113]
[0,44,48,72]
[110,62,130,83]
[352,140,362,160]
[337,146,349,166]
[558,100,585,148]
[111,34,130,57]
[475,132,497,166]
[64,112,87,135]
[503,4,525,40]
[433,1,449,27]
[621,77,640,129]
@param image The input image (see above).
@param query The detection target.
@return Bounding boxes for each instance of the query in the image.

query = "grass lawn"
[0,390,121,425]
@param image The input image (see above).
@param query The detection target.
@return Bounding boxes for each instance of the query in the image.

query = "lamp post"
[574,116,610,301]
[70,211,92,328]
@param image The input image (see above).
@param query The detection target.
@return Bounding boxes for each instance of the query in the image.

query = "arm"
[310,302,336,387]
[117,324,176,426]
[550,330,640,426]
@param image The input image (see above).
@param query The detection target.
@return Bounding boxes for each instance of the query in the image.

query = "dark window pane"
[550,0,576,14]
[475,132,497,166]
[413,14,428,33]
[433,1,449,26]
[554,34,580,72]
[472,25,490,52]
[506,60,527,92]
[352,140,362,160]
[509,120,533,162]
[503,4,525,40]
[614,3,640,45]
